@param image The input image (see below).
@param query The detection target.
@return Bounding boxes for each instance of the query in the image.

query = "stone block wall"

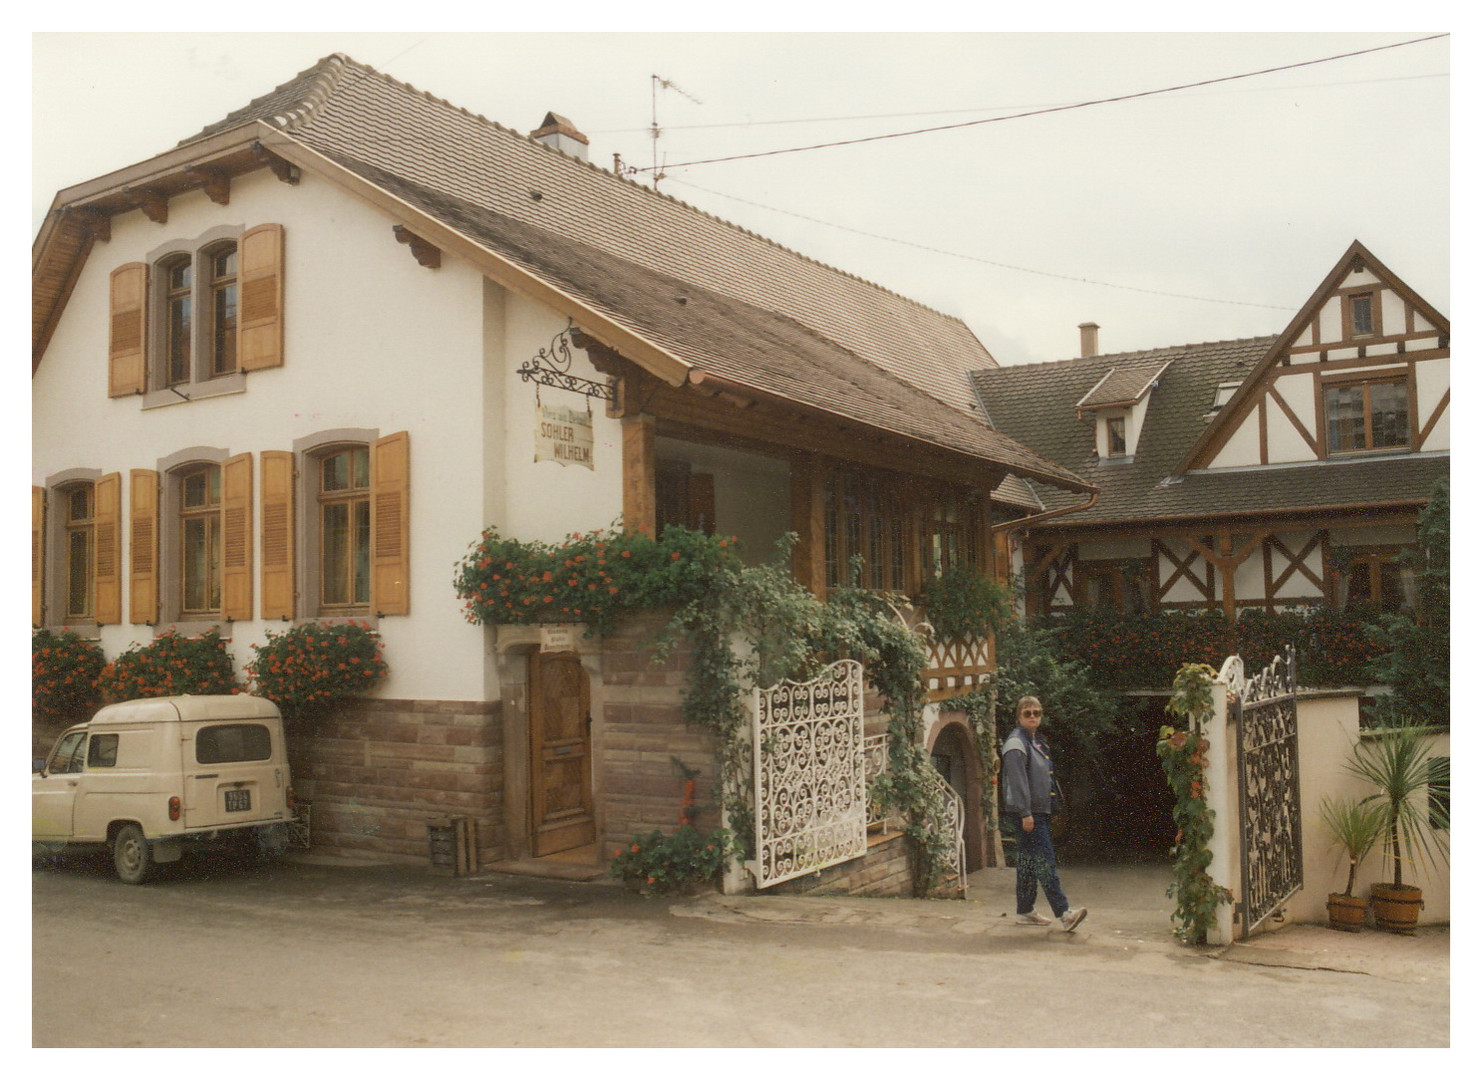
[596,610,722,852]
[769,833,914,898]
[288,697,503,868]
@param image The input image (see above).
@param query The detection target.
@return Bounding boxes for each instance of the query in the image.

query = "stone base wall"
[289,697,502,869]
[768,833,915,898]
[596,611,721,854]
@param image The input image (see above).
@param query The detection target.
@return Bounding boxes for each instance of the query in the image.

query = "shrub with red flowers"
[33,628,106,723]
[453,523,742,636]
[96,629,240,703]
[247,621,388,723]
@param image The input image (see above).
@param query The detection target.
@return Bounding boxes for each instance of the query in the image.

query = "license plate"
[224,789,251,813]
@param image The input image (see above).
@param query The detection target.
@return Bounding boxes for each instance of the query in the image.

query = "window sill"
[156,620,232,639]
[142,373,246,410]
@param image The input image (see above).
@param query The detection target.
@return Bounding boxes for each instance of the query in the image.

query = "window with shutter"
[129,470,159,625]
[33,486,46,627]
[221,454,253,621]
[371,432,410,616]
[109,263,148,397]
[93,473,122,625]
[260,451,296,621]
[239,224,284,372]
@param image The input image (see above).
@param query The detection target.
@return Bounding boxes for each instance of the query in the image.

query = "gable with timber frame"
[1182,241,1449,473]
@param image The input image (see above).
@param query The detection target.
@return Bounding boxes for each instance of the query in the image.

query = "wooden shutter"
[129,470,159,624]
[32,487,45,627]
[108,263,148,397]
[221,453,254,621]
[238,224,284,372]
[259,450,296,621]
[371,431,410,616]
[93,473,122,625]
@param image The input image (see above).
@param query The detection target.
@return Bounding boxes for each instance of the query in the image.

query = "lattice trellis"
[749,660,867,889]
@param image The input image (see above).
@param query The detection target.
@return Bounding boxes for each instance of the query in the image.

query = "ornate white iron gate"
[749,660,868,889]
[1226,645,1303,935]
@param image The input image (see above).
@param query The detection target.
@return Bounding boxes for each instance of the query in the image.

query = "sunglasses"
[1021,709,1042,717]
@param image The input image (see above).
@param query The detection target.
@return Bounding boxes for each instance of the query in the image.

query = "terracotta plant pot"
[1326,892,1367,933]
[1370,882,1424,935]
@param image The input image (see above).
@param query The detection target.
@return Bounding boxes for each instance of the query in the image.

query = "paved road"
[32,852,1449,1048]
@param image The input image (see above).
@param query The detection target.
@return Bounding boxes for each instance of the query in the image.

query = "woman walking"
[1001,694,1088,932]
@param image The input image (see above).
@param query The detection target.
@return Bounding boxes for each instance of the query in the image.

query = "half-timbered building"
[33,54,1092,879]
[971,241,1448,621]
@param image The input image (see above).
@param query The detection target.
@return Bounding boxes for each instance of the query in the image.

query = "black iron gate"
[1231,645,1303,936]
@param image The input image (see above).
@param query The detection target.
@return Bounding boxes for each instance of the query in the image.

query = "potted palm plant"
[1317,796,1385,932]
[1345,719,1449,935]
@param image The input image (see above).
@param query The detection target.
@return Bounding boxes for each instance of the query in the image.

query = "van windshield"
[196,723,273,764]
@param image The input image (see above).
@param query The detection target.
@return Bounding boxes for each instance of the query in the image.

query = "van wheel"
[112,825,153,885]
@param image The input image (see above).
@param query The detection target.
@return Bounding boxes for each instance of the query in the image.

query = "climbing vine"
[1156,662,1233,945]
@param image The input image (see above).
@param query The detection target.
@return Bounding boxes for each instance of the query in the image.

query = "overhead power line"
[669,176,1296,311]
[635,34,1447,174]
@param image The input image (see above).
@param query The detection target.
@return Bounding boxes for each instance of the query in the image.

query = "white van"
[33,695,293,884]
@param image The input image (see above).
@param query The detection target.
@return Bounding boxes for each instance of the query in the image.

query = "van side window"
[88,733,120,768]
[196,723,272,764]
[48,731,87,774]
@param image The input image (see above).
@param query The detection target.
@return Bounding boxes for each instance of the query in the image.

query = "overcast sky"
[33,30,1450,366]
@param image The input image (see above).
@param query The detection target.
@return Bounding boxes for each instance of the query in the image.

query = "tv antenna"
[650,75,702,190]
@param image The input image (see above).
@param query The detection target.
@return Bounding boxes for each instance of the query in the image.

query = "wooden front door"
[528,651,595,856]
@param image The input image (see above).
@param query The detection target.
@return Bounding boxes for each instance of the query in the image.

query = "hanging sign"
[534,401,594,469]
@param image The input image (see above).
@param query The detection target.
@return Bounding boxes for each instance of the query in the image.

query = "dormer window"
[1107,415,1128,457]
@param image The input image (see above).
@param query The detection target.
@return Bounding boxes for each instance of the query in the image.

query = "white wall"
[34,169,501,703]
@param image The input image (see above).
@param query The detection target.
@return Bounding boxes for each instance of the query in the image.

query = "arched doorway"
[927,715,989,872]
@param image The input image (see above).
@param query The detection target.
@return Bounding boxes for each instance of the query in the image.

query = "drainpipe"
[989,487,1100,617]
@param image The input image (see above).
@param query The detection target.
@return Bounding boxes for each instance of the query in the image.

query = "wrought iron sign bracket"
[517,321,614,401]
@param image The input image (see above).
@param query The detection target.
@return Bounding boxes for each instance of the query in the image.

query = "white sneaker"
[1016,911,1053,926]
[1060,907,1088,932]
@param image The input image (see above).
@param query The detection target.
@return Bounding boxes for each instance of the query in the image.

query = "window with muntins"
[179,465,222,616]
[63,484,95,621]
[1325,377,1408,454]
[318,446,372,613]
[207,244,239,377]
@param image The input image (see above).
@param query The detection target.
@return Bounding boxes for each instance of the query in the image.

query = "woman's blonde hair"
[1017,695,1042,718]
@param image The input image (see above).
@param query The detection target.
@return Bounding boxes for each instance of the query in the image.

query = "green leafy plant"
[609,826,738,896]
[96,629,239,703]
[33,628,106,723]
[1156,662,1232,945]
[1318,795,1387,898]
[1344,720,1449,889]
[247,621,389,723]
[922,564,1012,644]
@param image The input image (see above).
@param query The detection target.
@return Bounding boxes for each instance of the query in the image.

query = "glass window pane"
[1326,385,1366,452]
[322,502,350,605]
[66,527,92,618]
[1369,382,1409,448]
[353,500,372,604]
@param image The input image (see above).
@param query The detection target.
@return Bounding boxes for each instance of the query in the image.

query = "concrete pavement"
[675,860,1450,986]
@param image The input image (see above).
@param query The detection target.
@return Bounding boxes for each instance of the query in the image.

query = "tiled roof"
[183,54,999,419]
[971,337,1448,526]
[338,154,1088,488]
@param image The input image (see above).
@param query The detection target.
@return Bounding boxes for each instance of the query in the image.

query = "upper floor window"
[1344,291,1381,339]
[163,256,193,386]
[63,484,95,621]
[1107,415,1128,457]
[1325,376,1409,454]
[207,244,239,378]
[179,465,222,616]
[823,476,910,592]
[318,446,372,613]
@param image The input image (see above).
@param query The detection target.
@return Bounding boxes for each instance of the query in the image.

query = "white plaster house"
[32,55,1092,875]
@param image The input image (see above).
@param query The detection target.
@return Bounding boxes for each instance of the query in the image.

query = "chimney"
[530,112,589,161]
[1078,322,1100,358]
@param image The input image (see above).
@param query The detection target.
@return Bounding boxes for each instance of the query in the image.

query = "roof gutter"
[990,489,1100,541]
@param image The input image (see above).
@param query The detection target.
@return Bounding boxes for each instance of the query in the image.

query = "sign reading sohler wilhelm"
[535,403,594,469]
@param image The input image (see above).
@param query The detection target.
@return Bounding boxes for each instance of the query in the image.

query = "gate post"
[1204,666,1240,946]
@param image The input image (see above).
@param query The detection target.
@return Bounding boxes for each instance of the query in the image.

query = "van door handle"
[194,774,219,779]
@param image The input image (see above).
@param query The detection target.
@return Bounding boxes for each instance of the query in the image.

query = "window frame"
[143,227,246,409]
[294,430,382,622]
[42,469,105,633]
[155,447,231,631]
[1322,372,1411,456]
[1343,289,1382,339]
[316,444,373,615]
[62,482,96,622]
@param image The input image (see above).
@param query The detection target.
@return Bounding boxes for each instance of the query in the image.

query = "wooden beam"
[393,225,442,268]
[621,412,656,536]
[184,166,231,205]
[123,186,168,224]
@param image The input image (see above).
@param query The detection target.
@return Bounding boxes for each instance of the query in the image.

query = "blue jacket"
[1001,725,1058,818]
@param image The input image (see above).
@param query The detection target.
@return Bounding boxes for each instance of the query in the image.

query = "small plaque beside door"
[540,625,575,653]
